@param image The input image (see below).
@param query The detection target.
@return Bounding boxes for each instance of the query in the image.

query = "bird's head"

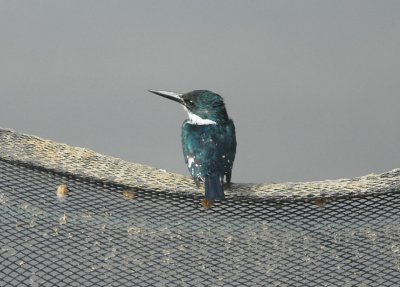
[149,90,228,125]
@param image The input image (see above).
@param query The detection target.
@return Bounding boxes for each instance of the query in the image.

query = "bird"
[149,90,236,202]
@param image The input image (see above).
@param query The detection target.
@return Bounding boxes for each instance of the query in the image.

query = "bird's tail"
[204,175,224,201]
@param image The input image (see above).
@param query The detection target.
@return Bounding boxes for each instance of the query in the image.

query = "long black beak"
[148,90,184,105]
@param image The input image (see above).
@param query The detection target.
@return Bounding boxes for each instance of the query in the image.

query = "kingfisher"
[149,90,236,202]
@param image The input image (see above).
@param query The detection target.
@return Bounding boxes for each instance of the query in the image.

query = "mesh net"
[1,159,400,286]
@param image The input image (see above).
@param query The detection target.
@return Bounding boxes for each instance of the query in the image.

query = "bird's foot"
[201,199,214,209]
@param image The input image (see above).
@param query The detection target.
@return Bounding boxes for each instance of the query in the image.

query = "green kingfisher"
[149,90,237,202]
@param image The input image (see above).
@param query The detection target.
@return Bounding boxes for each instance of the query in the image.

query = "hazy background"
[1,1,399,183]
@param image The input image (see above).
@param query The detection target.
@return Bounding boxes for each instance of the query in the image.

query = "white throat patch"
[184,108,217,125]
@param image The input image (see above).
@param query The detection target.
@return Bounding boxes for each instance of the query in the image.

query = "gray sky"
[1,1,399,183]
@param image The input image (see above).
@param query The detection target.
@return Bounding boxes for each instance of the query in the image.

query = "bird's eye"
[185,99,194,106]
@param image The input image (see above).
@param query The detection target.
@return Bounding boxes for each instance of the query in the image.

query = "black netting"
[1,159,399,286]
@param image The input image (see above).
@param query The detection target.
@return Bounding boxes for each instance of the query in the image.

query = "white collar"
[184,108,217,125]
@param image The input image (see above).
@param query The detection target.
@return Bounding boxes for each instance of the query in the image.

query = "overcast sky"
[1,1,399,183]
